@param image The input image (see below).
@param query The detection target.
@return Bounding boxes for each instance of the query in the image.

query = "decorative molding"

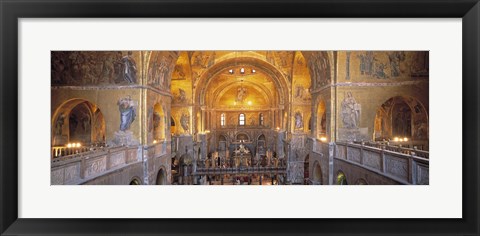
[310,80,428,94]
[52,85,173,97]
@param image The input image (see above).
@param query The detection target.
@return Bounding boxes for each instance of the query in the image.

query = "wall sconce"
[320,137,327,142]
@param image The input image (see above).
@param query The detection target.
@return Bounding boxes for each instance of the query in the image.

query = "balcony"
[51,146,141,185]
[335,141,429,184]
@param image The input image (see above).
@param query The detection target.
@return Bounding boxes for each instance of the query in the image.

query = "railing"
[51,147,108,163]
[359,141,429,159]
[51,146,140,185]
[199,155,286,169]
[145,140,168,158]
[312,139,330,156]
[219,125,271,129]
[335,142,429,185]
[51,142,106,159]
[194,166,287,175]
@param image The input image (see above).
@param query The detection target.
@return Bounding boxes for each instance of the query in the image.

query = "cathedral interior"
[51,51,429,185]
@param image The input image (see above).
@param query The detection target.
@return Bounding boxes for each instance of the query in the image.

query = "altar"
[232,143,252,167]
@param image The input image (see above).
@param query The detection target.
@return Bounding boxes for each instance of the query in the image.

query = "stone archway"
[193,56,291,132]
[156,168,167,185]
[313,161,322,185]
[374,96,428,148]
[52,98,106,148]
[129,178,142,185]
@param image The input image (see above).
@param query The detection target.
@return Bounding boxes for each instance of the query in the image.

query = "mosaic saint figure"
[118,96,136,131]
[236,87,247,102]
[118,51,137,83]
[295,112,303,129]
[178,88,187,103]
[341,92,360,128]
[180,113,189,133]
[388,51,405,77]
[156,57,169,87]
[54,113,65,135]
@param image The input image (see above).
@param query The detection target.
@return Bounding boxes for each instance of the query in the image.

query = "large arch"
[301,51,333,89]
[151,51,334,135]
[374,96,428,146]
[52,98,105,147]
[145,50,334,96]
[195,57,290,107]
[194,57,292,133]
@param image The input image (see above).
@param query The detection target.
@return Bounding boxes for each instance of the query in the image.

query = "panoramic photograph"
[51,51,429,185]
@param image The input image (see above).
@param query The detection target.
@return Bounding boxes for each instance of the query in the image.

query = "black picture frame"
[1,0,479,235]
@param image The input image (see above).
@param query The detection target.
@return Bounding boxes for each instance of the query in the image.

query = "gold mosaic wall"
[51,50,428,147]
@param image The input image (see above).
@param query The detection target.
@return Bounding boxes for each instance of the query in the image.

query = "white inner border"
[18,19,462,218]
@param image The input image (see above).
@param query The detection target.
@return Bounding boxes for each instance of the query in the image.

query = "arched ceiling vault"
[195,57,290,106]
[146,51,334,104]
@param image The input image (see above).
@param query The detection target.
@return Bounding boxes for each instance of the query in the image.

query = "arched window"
[259,113,264,126]
[239,113,245,126]
[220,113,226,127]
